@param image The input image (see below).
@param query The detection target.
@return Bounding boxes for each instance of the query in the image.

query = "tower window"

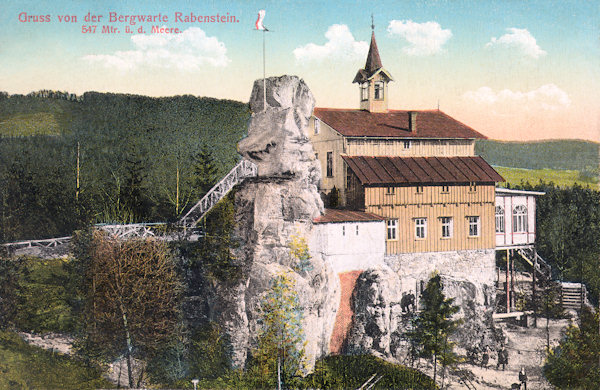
[374,82,384,100]
[385,187,395,195]
[361,83,369,101]
[403,140,411,149]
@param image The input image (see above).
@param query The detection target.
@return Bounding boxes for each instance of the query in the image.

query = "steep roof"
[352,32,392,83]
[313,208,385,224]
[313,108,487,139]
[342,156,504,185]
[365,31,383,74]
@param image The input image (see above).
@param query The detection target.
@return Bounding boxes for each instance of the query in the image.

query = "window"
[342,226,345,236]
[441,185,450,193]
[512,205,528,233]
[314,118,320,134]
[403,140,411,149]
[386,219,397,240]
[326,152,333,177]
[361,83,369,101]
[469,182,477,192]
[416,185,424,194]
[356,225,359,235]
[440,217,453,238]
[315,153,318,161]
[385,187,395,195]
[415,218,427,239]
[468,216,480,237]
[374,82,384,100]
[495,206,505,233]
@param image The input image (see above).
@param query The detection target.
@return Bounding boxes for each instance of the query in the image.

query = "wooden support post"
[506,249,510,313]
[533,254,537,328]
[511,253,516,310]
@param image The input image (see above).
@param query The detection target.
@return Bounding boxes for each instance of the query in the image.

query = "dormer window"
[374,82,384,100]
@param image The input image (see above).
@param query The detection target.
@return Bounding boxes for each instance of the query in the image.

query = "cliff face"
[219,75,339,369]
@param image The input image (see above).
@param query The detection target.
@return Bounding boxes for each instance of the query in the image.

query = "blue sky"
[1,0,598,141]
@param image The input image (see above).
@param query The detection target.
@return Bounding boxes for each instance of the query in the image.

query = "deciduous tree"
[249,272,306,389]
[81,231,182,388]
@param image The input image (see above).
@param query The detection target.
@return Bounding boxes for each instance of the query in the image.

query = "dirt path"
[415,318,570,389]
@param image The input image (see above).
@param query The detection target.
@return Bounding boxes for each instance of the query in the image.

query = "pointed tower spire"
[353,18,393,112]
[364,30,383,75]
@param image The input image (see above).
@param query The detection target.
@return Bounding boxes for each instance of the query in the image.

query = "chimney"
[409,111,418,132]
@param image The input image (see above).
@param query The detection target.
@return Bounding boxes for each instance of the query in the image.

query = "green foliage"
[0,258,24,329]
[247,272,306,389]
[188,322,231,381]
[476,139,598,172]
[544,307,600,388]
[328,186,340,208]
[289,234,313,273]
[0,256,81,333]
[0,330,111,389]
[185,192,241,282]
[406,274,461,385]
[302,355,437,389]
[0,91,249,240]
[515,182,600,303]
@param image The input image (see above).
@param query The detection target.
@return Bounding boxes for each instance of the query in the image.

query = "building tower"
[352,23,393,113]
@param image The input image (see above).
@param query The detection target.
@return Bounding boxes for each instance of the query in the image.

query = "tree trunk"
[120,303,134,388]
[433,353,437,386]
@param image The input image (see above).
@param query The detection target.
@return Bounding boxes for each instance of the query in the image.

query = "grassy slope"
[0,331,111,389]
[495,166,598,188]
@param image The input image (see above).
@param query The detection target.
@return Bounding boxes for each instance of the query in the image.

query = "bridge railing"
[178,159,257,228]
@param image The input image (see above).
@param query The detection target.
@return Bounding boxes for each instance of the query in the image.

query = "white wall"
[495,194,537,247]
[310,220,386,274]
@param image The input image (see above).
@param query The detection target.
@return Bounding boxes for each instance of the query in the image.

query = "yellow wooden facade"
[307,116,477,205]
[363,184,496,254]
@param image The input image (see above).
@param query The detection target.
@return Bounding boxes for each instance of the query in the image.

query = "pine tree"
[406,273,461,385]
[544,306,600,388]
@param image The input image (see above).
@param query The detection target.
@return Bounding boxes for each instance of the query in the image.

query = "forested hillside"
[476,139,598,174]
[0,91,250,242]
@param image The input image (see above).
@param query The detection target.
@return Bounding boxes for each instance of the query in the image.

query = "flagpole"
[263,28,266,112]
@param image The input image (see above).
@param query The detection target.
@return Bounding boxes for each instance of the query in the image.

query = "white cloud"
[293,24,368,62]
[83,27,229,71]
[463,84,571,110]
[387,20,452,56]
[485,28,546,59]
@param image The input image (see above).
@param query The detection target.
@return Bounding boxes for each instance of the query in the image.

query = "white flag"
[255,10,268,31]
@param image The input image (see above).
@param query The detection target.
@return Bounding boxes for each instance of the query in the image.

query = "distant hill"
[475,139,598,173]
[0,91,250,241]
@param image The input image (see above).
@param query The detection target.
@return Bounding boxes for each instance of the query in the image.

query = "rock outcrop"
[217,75,338,369]
[345,270,501,362]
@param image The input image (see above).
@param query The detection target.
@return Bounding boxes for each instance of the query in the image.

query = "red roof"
[313,108,487,139]
[343,156,504,185]
[313,209,385,224]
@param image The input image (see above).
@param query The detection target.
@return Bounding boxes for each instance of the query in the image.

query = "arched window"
[495,206,505,233]
[512,205,528,233]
